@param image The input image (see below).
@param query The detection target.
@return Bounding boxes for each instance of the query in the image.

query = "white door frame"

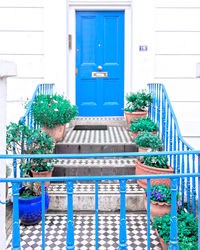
[44,0,155,105]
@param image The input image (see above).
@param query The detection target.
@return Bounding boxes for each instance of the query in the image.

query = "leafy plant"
[124,90,152,113]
[130,116,151,124]
[6,121,56,173]
[32,94,78,128]
[135,132,162,149]
[129,117,159,133]
[152,211,198,249]
[145,184,180,204]
[20,182,46,198]
[142,155,169,169]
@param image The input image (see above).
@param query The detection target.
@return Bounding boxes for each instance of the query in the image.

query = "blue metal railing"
[148,83,197,214]
[1,151,200,250]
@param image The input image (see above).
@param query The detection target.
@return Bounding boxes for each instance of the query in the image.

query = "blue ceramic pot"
[19,186,49,225]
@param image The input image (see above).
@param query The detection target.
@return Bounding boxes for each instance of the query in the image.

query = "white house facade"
[1,0,200,148]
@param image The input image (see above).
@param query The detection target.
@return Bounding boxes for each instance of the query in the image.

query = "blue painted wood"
[192,154,196,217]
[12,182,21,250]
[76,11,124,116]
[118,180,127,250]
[169,178,179,250]
[66,181,75,250]
[42,182,45,250]
[181,142,185,208]
[147,179,150,250]
[186,147,190,212]
[95,181,99,250]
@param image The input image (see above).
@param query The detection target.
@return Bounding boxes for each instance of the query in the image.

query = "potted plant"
[32,93,78,141]
[19,182,49,225]
[143,184,180,221]
[152,211,198,250]
[135,132,162,153]
[129,117,159,140]
[135,155,174,188]
[124,90,152,127]
[6,122,56,187]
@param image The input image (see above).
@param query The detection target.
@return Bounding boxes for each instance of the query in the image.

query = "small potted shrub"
[129,117,159,140]
[124,90,152,126]
[135,132,162,153]
[19,182,49,225]
[7,122,56,187]
[32,93,78,141]
[144,184,180,221]
[152,211,198,250]
[135,155,174,188]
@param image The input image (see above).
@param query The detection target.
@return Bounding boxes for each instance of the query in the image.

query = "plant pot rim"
[144,193,171,207]
[136,159,173,172]
[124,110,148,114]
[31,167,54,174]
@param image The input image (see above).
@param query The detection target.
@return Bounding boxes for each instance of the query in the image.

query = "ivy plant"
[6,121,56,173]
[142,155,169,169]
[129,117,159,133]
[124,90,152,113]
[144,184,180,204]
[135,132,162,149]
[152,211,198,249]
[32,94,78,128]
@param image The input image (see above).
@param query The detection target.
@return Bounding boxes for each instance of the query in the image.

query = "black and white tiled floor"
[7,214,161,249]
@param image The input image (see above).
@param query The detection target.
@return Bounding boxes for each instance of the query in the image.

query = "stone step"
[56,126,137,154]
[48,183,145,212]
[53,157,136,178]
[70,116,127,127]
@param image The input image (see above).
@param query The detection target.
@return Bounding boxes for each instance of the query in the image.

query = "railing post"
[168,178,179,250]
[66,181,75,250]
[12,182,21,250]
[118,180,127,250]
[198,155,200,250]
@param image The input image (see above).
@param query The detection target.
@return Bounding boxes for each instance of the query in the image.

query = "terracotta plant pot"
[31,167,54,188]
[135,159,173,189]
[124,111,148,127]
[42,124,66,142]
[155,229,169,250]
[144,193,171,221]
[132,131,157,140]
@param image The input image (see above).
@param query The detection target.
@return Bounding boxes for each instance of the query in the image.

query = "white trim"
[68,5,132,105]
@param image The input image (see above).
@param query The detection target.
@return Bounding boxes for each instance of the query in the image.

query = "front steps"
[48,183,145,212]
[50,117,145,213]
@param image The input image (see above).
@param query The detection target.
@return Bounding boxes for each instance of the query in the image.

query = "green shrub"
[129,117,159,132]
[124,90,152,113]
[32,94,78,128]
[142,155,169,169]
[6,122,56,173]
[152,211,198,249]
[145,184,172,203]
[135,132,162,149]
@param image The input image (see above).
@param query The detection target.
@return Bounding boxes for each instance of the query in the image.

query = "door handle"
[98,66,103,71]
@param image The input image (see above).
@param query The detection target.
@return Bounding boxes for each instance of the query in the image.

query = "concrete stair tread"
[70,116,126,126]
[59,126,133,145]
[48,182,144,194]
[55,157,135,168]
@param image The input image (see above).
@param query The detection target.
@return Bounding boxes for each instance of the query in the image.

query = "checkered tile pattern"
[56,158,136,168]
[48,183,144,194]
[7,214,161,249]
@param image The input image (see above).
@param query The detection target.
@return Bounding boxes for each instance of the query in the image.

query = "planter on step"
[19,186,49,225]
[42,124,66,142]
[143,193,171,221]
[132,131,157,141]
[135,159,173,189]
[125,111,148,127]
[31,167,54,188]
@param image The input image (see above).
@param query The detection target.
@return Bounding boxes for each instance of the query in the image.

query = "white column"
[0,60,17,249]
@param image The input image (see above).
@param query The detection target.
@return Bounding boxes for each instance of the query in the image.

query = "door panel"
[76,11,124,116]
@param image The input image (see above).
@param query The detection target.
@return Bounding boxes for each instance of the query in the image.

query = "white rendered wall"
[154,0,200,149]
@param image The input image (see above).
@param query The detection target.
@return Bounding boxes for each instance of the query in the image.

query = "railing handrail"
[2,150,200,159]
[148,83,194,150]
[1,172,200,183]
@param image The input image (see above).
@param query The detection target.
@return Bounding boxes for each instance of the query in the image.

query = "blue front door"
[76,11,124,116]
